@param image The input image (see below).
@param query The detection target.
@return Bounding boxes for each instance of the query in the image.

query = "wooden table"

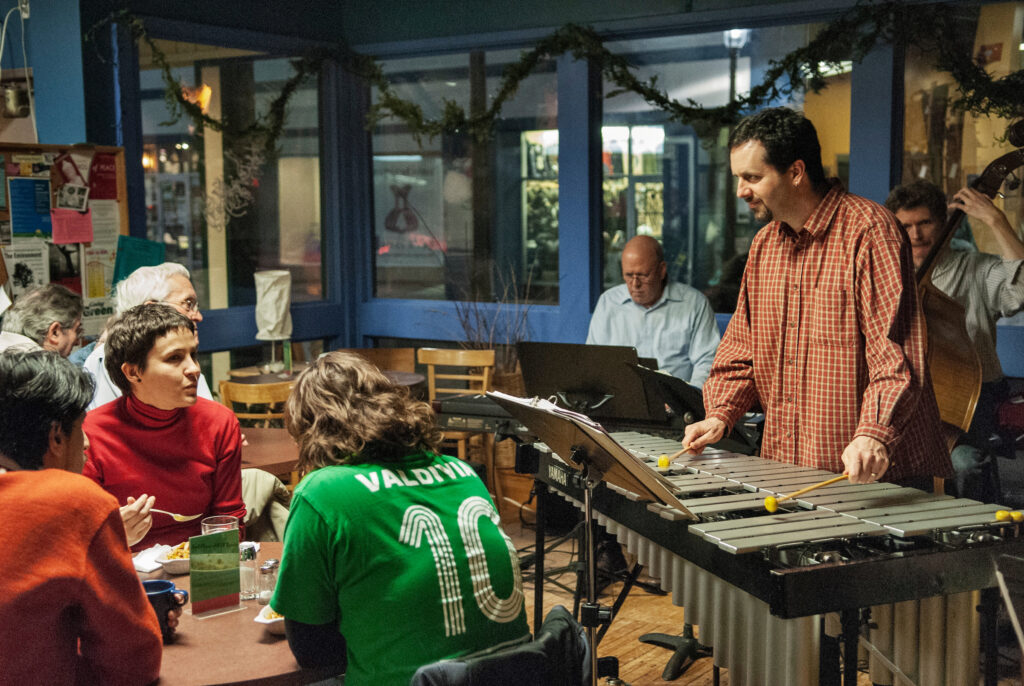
[150,543,335,685]
[241,427,299,481]
[226,363,309,386]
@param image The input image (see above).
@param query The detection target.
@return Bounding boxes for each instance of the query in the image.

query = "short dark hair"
[885,179,948,225]
[0,351,93,469]
[104,304,195,395]
[729,107,827,189]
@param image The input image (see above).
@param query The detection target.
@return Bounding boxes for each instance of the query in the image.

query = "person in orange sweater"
[0,351,164,686]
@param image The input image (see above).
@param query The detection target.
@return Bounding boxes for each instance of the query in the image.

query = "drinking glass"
[200,515,239,535]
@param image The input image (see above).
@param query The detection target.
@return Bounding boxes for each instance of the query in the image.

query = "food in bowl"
[156,542,191,575]
[166,541,190,560]
[255,605,286,635]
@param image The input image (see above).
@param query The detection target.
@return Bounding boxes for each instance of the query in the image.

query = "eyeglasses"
[623,271,657,284]
[164,297,200,314]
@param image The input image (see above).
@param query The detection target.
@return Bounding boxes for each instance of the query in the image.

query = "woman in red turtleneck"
[83,304,245,551]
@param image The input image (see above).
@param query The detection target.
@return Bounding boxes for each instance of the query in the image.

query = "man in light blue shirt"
[586,236,720,386]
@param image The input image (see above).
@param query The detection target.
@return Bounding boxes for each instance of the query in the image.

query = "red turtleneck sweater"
[83,395,245,550]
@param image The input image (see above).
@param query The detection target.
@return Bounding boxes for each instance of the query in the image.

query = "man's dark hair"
[885,179,948,225]
[729,107,827,189]
[0,351,93,469]
[104,304,195,395]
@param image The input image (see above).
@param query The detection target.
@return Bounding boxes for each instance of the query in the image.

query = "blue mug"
[143,579,189,643]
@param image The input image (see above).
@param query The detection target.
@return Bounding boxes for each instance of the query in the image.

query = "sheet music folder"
[487,390,697,520]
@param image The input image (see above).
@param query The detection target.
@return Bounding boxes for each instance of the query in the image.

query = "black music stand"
[517,342,667,423]
[629,363,761,453]
[488,391,695,686]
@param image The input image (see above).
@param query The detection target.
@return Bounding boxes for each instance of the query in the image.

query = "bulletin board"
[0,142,129,335]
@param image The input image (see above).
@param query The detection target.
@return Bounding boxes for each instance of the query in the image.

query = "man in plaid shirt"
[684,108,951,489]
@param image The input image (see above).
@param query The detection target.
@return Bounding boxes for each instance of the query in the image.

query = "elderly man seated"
[587,235,720,386]
[0,351,164,685]
[0,283,82,355]
[84,262,211,410]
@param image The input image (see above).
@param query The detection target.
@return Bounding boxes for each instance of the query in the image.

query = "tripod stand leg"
[639,624,712,681]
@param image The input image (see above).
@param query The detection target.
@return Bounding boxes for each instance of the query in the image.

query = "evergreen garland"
[85,1,1024,217]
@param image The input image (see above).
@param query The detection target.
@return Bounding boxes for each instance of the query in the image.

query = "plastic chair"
[409,605,590,686]
[417,348,495,462]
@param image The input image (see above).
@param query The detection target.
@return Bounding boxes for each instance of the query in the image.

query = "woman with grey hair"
[82,262,211,410]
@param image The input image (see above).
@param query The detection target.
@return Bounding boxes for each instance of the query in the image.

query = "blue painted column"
[849,42,903,204]
[555,53,603,341]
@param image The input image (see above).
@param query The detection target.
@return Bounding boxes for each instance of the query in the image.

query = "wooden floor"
[505,519,1024,686]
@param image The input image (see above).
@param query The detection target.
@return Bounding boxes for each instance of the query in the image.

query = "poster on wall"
[1,238,49,297]
[9,177,52,236]
[49,242,81,295]
[80,199,121,335]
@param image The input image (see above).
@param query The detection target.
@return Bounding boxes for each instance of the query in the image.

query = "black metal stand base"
[639,624,713,681]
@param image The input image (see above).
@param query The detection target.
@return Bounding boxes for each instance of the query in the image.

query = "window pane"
[601,24,849,312]
[138,39,324,309]
[901,2,1023,260]
[372,50,558,303]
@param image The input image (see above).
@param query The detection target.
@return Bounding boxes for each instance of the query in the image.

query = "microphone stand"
[567,443,612,686]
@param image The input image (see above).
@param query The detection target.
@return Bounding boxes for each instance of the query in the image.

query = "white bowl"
[254,605,286,635]
[155,552,190,575]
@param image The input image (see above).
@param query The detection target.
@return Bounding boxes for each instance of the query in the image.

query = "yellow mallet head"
[996,509,1011,522]
[764,496,778,513]
[658,454,670,468]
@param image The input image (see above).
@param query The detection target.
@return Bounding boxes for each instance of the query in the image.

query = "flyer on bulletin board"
[188,530,242,617]
[1,238,49,297]
[9,177,52,236]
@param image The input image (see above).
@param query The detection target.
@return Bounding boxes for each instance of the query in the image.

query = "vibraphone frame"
[529,438,1024,686]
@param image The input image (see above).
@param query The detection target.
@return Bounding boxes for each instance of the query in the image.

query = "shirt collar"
[615,282,675,308]
[776,179,845,242]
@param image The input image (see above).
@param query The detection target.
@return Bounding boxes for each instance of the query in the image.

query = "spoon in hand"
[150,508,202,522]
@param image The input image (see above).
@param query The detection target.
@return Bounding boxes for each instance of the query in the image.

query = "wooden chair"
[219,380,295,428]
[417,348,497,491]
[335,347,416,373]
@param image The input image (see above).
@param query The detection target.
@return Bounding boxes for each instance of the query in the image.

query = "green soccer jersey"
[271,451,529,685]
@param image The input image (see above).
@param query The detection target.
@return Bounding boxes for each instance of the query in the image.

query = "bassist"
[886,180,1024,502]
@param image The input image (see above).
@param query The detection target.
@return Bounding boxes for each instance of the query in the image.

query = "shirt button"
[785,431,793,438]
[786,395,794,403]
[787,358,795,365]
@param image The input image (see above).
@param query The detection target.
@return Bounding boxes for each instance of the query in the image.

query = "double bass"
[916,121,1024,447]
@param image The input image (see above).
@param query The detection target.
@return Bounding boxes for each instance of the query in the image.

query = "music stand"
[629,363,760,454]
[517,342,667,423]
[488,391,695,686]
[629,363,705,424]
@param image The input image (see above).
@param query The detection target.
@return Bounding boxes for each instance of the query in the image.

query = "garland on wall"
[87,1,1024,221]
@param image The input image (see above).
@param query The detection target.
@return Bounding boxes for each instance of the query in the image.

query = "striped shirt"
[704,183,952,480]
[931,250,1024,382]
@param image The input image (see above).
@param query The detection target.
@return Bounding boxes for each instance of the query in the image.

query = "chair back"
[219,380,295,428]
[335,347,416,373]
[417,348,495,402]
[409,605,590,686]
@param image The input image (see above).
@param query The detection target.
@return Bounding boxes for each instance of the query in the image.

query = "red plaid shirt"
[705,184,951,480]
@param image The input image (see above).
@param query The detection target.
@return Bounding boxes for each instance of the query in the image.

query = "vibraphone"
[533,431,1024,686]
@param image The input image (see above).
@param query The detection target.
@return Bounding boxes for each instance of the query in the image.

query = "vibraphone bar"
[533,431,1024,686]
